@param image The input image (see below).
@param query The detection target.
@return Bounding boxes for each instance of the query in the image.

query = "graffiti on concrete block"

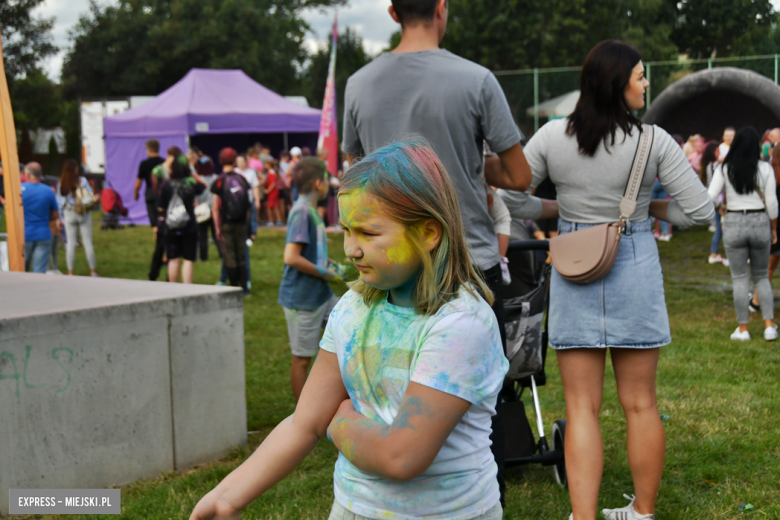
[0,346,74,398]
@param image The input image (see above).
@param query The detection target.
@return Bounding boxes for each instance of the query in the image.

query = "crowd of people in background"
[2,159,100,275]
[132,138,349,296]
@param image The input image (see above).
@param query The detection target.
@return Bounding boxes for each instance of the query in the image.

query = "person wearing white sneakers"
[750,143,780,312]
[506,40,714,520]
[708,126,778,342]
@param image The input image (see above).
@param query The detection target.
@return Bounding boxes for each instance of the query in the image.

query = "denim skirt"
[549,218,671,349]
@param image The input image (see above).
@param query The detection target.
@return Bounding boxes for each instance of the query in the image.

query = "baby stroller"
[100,187,129,230]
[499,235,568,487]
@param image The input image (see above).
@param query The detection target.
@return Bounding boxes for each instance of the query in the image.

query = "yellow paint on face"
[384,239,415,265]
[339,188,376,228]
[339,188,423,292]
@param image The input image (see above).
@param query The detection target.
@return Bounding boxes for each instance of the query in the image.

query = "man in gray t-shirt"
[343,1,531,275]
[343,0,532,507]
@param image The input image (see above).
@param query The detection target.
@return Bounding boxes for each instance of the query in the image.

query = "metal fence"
[496,54,780,138]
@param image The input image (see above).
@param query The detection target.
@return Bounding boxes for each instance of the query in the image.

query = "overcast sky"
[34,0,398,82]
[33,0,780,83]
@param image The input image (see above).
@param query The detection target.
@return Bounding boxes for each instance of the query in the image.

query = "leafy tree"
[62,0,346,99]
[304,27,371,135]
[8,68,66,161]
[9,68,64,129]
[0,0,57,80]
[671,0,777,59]
[441,0,677,71]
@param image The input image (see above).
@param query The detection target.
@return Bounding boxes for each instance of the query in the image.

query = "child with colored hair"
[189,139,508,520]
[279,157,342,401]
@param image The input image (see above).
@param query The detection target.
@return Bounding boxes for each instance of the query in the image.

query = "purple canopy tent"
[103,68,321,224]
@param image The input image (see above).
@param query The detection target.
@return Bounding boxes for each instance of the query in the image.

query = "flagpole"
[0,32,25,271]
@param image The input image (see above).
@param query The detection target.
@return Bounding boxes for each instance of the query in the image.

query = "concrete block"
[0,273,247,516]
[169,308,246,469]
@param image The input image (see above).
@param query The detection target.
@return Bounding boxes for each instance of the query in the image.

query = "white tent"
[526,90,580,118]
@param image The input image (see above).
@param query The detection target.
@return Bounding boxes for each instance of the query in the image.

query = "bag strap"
[619,124,654,220]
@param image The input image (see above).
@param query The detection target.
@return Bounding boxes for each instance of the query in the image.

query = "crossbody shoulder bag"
[549,124,654,284]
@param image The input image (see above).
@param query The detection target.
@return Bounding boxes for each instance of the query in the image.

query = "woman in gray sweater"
[502,41,714,520]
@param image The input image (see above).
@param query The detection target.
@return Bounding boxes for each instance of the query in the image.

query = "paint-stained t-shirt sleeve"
[319,306,338,354]
[285,205,311,245]
[411,307,507,406]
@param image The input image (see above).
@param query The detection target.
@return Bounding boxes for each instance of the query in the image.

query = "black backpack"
[221,173,250,222]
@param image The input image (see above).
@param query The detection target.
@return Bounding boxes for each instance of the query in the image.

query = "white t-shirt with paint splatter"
[320,287,508,520]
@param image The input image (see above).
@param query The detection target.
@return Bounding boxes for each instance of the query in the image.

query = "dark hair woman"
[501,40,714,520]
[708,126,778,341]
[156,151,207,284]
[56,158,98,276]
[700,141,729,265]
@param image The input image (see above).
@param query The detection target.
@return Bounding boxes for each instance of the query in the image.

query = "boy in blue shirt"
[20,163,60,273]
[278,157,342,401]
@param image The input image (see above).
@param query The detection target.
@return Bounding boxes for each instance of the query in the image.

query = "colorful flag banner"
[317,13,339,175]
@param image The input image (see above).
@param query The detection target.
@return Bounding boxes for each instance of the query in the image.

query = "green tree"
[304,27,372,136]
[0,0,57,79]
[62,0,346,99]
[9,68,64,129]
[671,0,777,59]
[441,0,677,71]
[7,68,66,161]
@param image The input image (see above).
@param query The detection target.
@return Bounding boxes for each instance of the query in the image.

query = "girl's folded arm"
[190,351,348,520]
[327,382,471,483]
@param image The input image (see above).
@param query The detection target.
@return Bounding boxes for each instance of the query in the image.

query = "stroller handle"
[508,239,550,252]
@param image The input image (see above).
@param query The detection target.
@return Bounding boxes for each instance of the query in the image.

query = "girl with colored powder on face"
[189,138,508,520]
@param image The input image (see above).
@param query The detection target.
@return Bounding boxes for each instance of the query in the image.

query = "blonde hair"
[339,137,493,315]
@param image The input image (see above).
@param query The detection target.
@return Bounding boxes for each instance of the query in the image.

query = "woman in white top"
[56,159,98,276]
[708,126,778,340]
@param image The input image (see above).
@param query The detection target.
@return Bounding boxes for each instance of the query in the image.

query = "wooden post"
[0,32,25,271]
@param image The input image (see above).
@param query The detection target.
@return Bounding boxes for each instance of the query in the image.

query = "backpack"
[221,173,250,222]
[165,181,190,230]
[69,179,96,216]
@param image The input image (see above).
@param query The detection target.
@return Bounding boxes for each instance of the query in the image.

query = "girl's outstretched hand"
[190,490,240,520]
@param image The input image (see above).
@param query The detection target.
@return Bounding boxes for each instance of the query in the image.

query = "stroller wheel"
[552,419,567,488]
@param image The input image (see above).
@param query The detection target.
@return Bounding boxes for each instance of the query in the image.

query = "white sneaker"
[731,327,751,341]
[602,494,655,520]
[708,254,723,264]
[764,325,778,341]
[246,238,254,247]
[657,234,672,242]
[709,224,717,232]
[722,258,730,267]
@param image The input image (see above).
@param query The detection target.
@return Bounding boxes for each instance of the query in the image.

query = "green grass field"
[33,217,780,519]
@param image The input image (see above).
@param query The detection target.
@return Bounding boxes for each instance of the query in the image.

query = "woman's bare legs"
[181,259,194,284]
[167,258,180,283]
[557,348,606,520]
[610,347,665,515]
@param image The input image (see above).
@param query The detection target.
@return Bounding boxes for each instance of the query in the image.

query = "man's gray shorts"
[283,295,339,358]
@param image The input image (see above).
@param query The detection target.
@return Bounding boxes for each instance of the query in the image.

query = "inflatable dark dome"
[643,67,780,140]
